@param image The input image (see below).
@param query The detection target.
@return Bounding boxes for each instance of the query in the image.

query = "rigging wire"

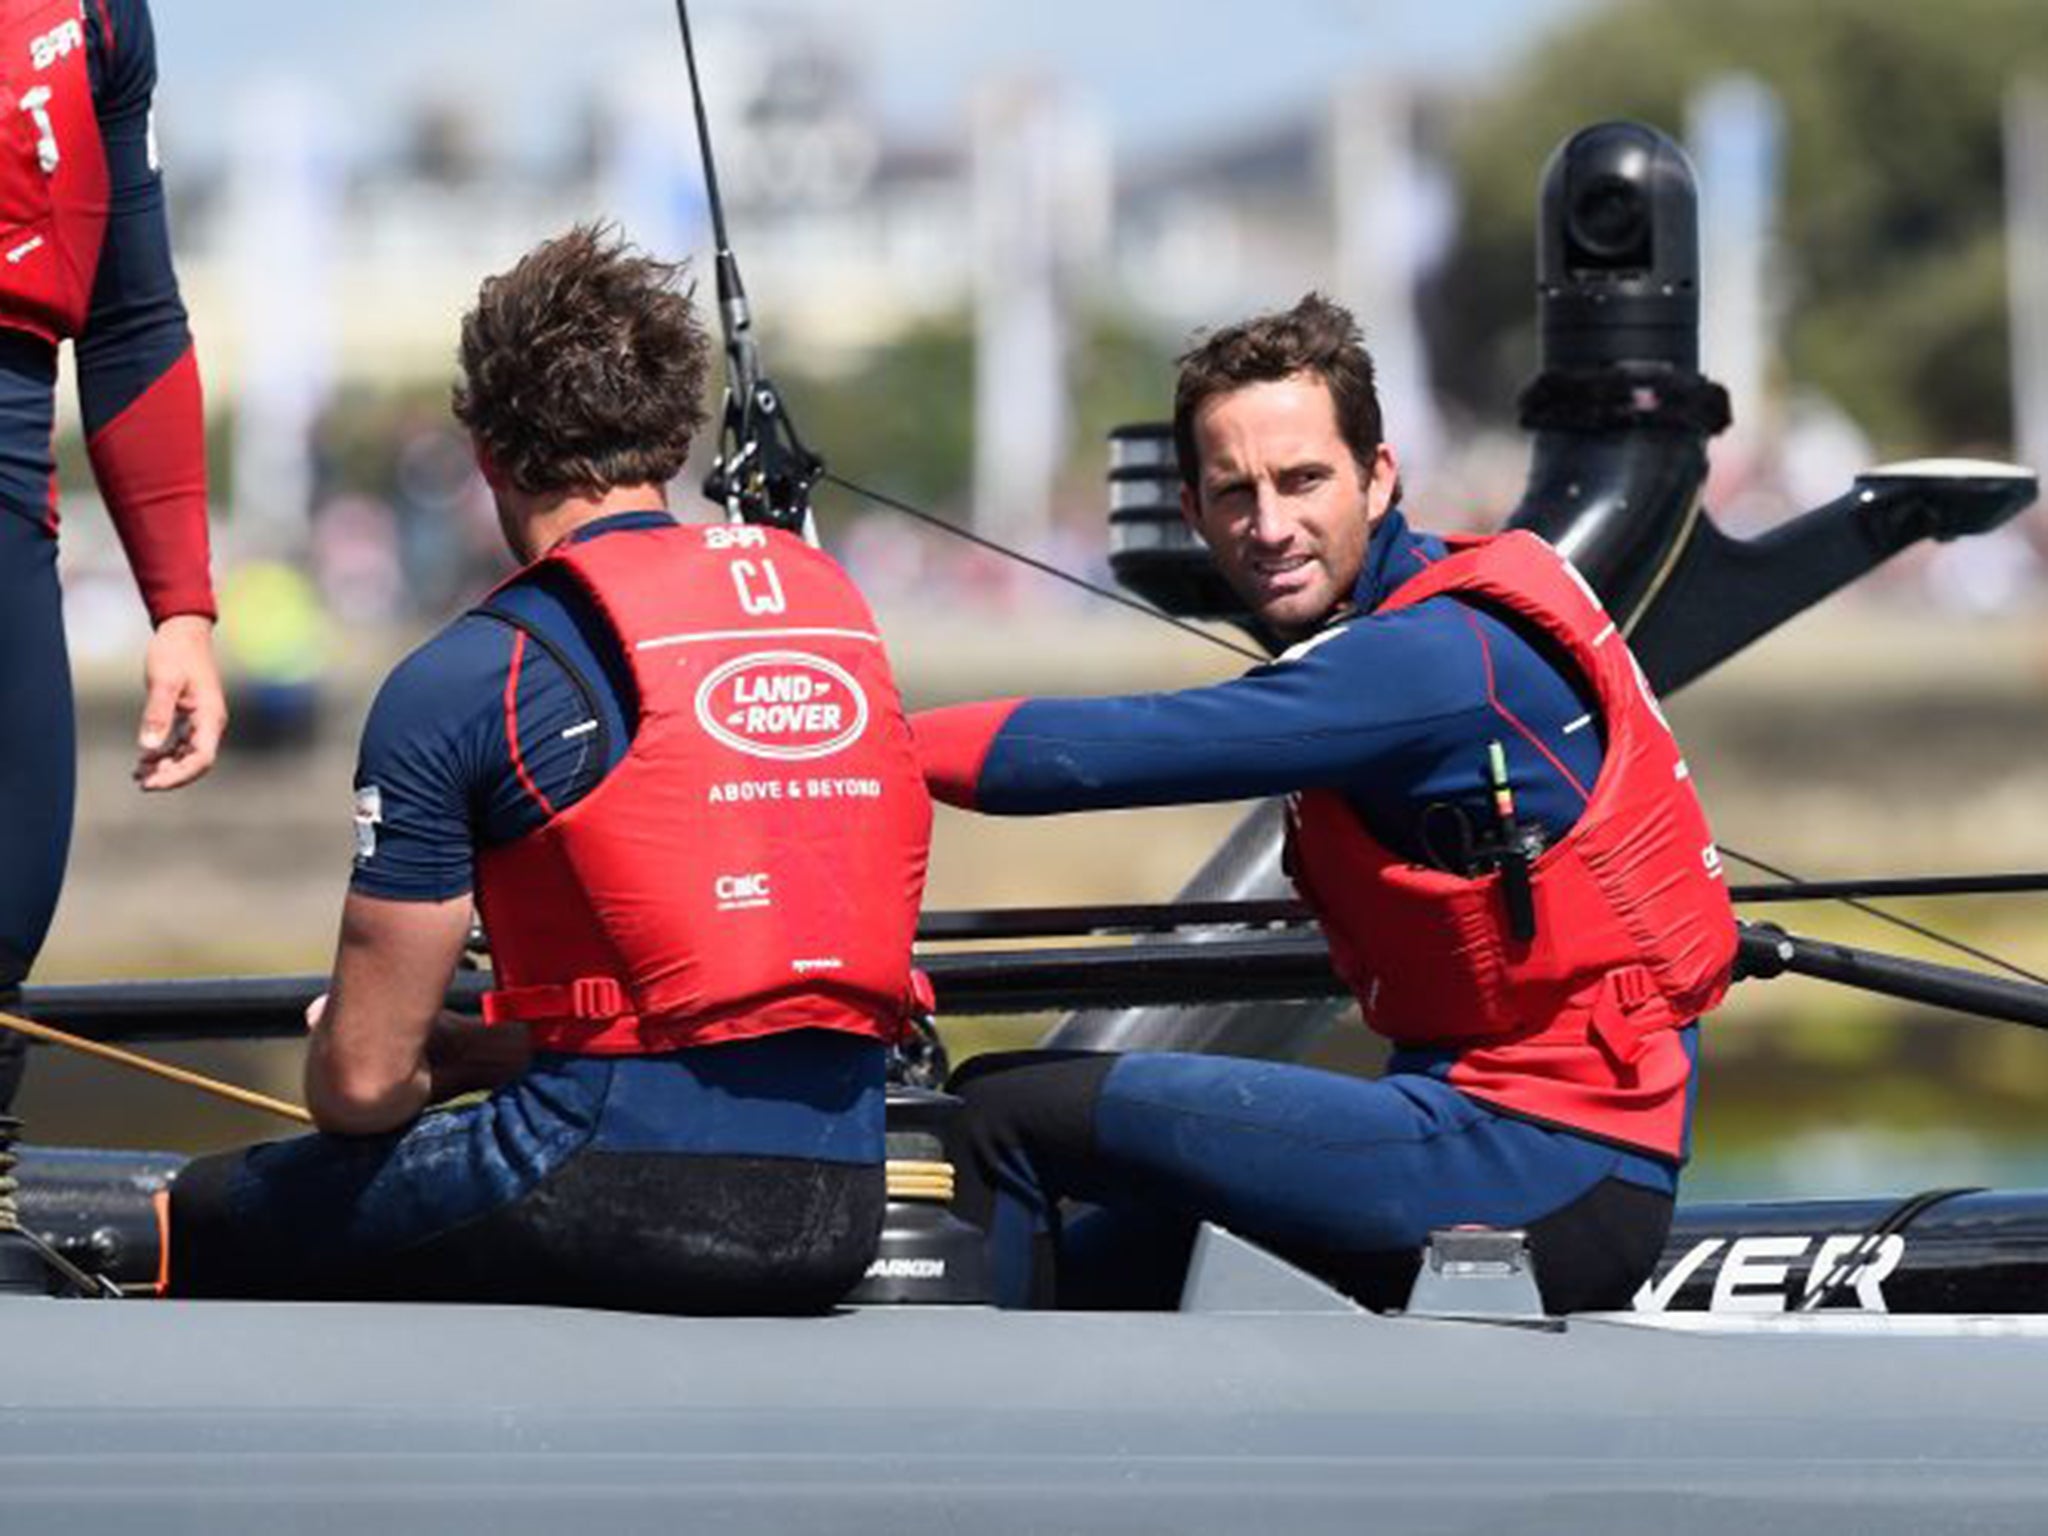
[1796,1185,1984,1313]
[914,875,2048,942]
[827,471,2048,989]
[1730,871,2048,903]
[824,472,1267,664]
[1719,846,2048,988]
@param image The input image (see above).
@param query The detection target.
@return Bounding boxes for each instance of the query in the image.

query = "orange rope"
[0,1008,312,1125]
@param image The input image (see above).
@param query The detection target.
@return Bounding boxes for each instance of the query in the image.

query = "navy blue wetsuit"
[0,0,209,1111]
[169,514,888,1311]
[925,510,1686,1311]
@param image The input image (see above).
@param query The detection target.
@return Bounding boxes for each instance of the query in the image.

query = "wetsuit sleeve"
[910,671,1360,812]
[910,622,1459,813]
[910,599,1603,846]
[79,0,212,625]
[351,635,492,902]
[908,699,1025,810]
[350,611,621,901]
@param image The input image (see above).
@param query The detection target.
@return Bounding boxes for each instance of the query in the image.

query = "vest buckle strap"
[1587,964,1668,1070]
[569,975,628,1019]
[481,975,631,1026]
[1609,964,1657,1012]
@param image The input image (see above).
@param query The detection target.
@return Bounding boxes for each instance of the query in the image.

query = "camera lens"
[1569,173,1650,263]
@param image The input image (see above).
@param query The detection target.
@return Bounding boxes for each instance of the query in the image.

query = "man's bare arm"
[305,893,478,1135]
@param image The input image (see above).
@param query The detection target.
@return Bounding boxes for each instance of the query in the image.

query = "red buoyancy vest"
[1285,530,1736,1158]
[0,1,109,342]
[473,523,933,1054]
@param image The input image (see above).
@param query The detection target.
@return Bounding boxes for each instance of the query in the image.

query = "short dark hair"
[453,223,711,497]
[1172,293,1388,492]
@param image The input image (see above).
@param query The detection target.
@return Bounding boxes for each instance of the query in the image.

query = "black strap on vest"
[474,599,614,808]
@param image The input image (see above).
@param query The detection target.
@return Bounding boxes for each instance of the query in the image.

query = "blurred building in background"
[48,5,2035,621]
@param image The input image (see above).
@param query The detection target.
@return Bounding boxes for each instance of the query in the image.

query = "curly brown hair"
[453,224,711,497]
[1172,293,1388,493]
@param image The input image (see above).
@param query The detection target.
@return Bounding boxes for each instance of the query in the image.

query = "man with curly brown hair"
[167,226,932,1311]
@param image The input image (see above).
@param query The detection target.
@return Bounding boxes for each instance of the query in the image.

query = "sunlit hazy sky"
[156,0,1591,171]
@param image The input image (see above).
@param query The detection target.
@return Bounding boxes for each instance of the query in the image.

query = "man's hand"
[426,1011,532,1100]
[136,614,227,791]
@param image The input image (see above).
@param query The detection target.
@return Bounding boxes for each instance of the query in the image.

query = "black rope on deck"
[0,1115,16,1235]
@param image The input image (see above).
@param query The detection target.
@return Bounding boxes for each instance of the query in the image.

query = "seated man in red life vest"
[914,295,1735,1312]
[167,226,933,1311]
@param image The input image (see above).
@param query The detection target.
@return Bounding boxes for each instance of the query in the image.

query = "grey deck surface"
[0,1236,2039,1536]
[4,1233,2048,1534]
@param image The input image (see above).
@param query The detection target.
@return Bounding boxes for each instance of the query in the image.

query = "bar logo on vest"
[30,19,83,72]
[695,650,869,761]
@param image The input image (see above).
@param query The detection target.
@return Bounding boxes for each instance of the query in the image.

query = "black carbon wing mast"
[673,0,823,541]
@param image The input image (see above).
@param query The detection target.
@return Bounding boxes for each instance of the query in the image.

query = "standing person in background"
[168,226,932,1312]
[0,0,224,1110]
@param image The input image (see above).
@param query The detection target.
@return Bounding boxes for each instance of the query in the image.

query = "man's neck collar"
[515,483,673,560]
[553,508,679,550]
[1350,505,1416,613]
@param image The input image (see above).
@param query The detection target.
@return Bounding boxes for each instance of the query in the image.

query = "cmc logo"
[714,872,772,911]
[695,650,868,762]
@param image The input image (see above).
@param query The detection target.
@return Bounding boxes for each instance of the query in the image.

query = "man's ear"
[472,437,505,491]
[1365,442,1401,525]
[1179,481,1208,544]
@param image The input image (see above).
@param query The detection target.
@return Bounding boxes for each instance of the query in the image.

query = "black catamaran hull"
[20,1146,2048,1319]
[1643,1190,2048,1316]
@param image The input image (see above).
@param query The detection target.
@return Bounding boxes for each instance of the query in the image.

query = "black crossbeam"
[19,918,2048,1040]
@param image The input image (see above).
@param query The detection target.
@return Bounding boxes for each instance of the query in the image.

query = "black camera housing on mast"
[1519,126,2034,695]
[1536,121,1700,374]
[1506,121,1731,633]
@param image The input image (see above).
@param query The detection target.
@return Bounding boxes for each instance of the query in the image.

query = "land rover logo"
[695,650,869,762]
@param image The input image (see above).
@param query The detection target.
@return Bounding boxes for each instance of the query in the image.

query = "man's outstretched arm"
[911,618,1462,814]
[909,599,1606,862]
